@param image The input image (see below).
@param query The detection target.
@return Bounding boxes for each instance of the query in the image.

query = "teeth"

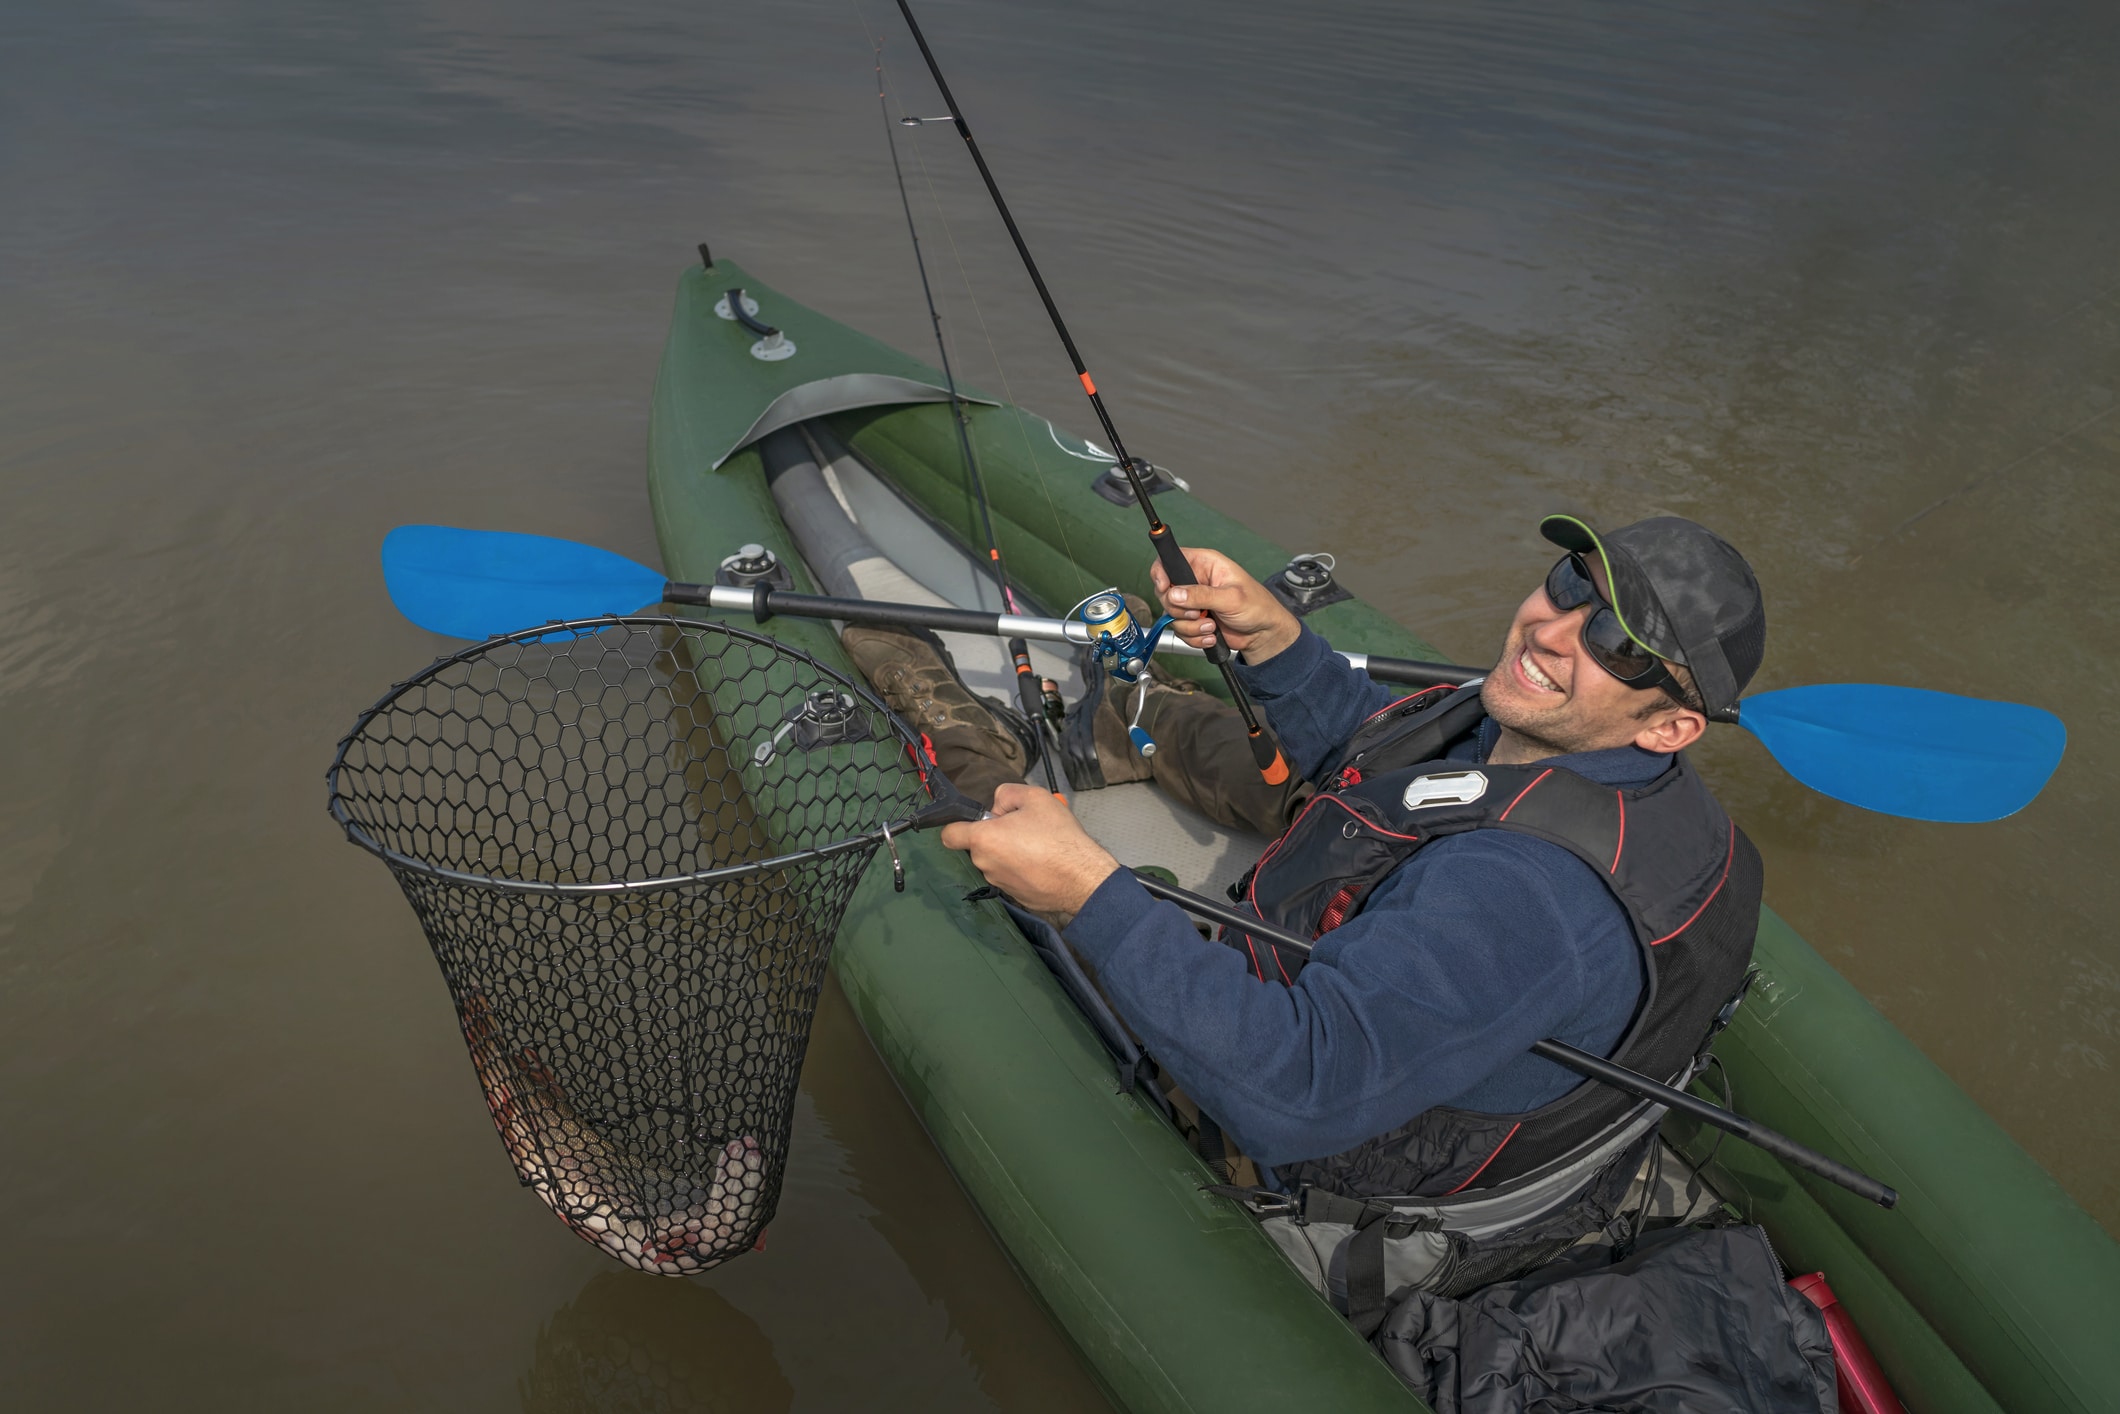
[1520,651,1559,693]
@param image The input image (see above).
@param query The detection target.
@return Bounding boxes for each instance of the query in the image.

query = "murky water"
[2,0,2112,1407]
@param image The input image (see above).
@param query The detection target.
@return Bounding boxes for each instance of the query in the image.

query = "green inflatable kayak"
[647,255,2120,1414]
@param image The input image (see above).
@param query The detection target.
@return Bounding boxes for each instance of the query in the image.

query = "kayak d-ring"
[1266,552,1353,617]
[752,690,871,766]
[716,286,797,361]
[1090,460,1189,506]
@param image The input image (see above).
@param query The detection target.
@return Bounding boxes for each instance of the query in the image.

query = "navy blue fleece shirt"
[1064,624,1667,1167]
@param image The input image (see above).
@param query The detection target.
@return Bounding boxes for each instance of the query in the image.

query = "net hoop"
[326,614,934,895]
[326,613,940,1275]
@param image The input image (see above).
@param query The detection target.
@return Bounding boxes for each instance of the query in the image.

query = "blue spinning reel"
[1069,589,1175,758]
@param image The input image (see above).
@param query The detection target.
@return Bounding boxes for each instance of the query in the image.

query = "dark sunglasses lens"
[1545,555,1595,611]
[1583,609,1660,680]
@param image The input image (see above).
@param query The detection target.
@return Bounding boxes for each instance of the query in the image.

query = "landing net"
[328,616,935,1274]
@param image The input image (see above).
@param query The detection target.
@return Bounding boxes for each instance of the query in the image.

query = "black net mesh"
[328,616,935,1275]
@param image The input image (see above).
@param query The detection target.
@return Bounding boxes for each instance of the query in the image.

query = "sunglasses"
[1543,555,1699,710]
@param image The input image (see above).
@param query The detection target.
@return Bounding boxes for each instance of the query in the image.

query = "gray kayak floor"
[788,422,1270,900]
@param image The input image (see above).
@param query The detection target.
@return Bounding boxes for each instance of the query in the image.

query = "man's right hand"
[1151,546,1303,665]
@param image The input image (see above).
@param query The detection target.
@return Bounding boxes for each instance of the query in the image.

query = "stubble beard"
[1481,632,1611,760]
[1481,676,1601,759]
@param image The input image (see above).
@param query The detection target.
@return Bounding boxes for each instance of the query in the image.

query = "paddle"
[381,525,2066,824]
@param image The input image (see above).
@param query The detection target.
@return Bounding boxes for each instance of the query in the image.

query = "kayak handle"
[722,286,779,339]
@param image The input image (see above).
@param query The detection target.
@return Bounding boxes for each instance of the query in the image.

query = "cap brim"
[1539,514,1600,556]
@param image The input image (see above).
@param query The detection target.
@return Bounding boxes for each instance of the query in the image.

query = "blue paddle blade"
[382,525,666,640]
[1738,683,2065,823]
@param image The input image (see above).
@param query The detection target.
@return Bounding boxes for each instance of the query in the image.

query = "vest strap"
[1197,1184,1299,1218]
[1345,1216,1391,1337]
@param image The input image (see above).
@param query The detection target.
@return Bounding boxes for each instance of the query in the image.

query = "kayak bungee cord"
[872,41,1067,799]
[888,0,1294,787]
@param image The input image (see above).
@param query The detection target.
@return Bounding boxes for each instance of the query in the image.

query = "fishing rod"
[1090,862,1899,1208]
[897,782,1897,1209]
[873,42,1066,798]
[888,0,1293,788]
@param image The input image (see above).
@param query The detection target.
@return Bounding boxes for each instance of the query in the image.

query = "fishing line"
[867,26,1067,796]
[1046,420,1116,461]
[872,40,1016,615]
[1871,399,2116,550]
[895,80,1089,598]
[852,1,1080,590]
[888,0,1292,786]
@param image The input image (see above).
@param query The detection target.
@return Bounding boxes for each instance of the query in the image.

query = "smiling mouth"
[1517,649,1562,694]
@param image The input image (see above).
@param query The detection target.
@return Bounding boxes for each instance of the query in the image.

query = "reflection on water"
[0,0,2112,1407]
[522,1272,793,1414]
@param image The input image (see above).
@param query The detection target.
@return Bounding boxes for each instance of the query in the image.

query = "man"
[938,514,1768,1304]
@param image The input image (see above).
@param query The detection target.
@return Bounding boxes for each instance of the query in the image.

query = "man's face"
[1481,556,1685,757]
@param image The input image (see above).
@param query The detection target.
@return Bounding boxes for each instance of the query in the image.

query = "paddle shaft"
[663,579,1477,690]
[1118,869,1899,1209]
[889,0,1291,784]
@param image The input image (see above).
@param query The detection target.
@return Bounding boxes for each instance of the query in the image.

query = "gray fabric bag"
[1373,1224,1838,1414]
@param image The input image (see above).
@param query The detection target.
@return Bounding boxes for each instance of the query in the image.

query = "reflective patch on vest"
[1401,769,1489,810]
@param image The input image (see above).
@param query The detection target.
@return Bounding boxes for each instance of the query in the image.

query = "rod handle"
[1147,520,1198,588]
[1246,728,1292,785]
[1735,1116,1900,1209]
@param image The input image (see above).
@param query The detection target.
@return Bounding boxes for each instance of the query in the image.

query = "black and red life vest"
[1228,682,1762,1200]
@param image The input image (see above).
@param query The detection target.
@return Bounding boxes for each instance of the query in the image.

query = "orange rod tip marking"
[1079,371,1097,395]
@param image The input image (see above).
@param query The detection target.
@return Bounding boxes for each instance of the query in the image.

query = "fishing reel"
[1069,589,1176,758]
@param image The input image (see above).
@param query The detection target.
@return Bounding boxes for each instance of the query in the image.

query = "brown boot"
[841,625,1026,808]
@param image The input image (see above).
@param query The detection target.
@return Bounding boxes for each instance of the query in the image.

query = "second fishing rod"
[873,41,1067,800]
[890,0,1293,787]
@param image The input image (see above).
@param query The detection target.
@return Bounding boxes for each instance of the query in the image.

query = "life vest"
[1213,681,1763,1323]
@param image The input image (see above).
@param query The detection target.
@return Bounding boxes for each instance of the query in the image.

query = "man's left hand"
[938,782,1121,922]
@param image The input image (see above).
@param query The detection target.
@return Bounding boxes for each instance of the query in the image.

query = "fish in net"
[328,616,964,1274]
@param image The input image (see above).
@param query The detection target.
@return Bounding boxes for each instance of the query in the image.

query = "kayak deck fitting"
[648,255,2120,1414]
